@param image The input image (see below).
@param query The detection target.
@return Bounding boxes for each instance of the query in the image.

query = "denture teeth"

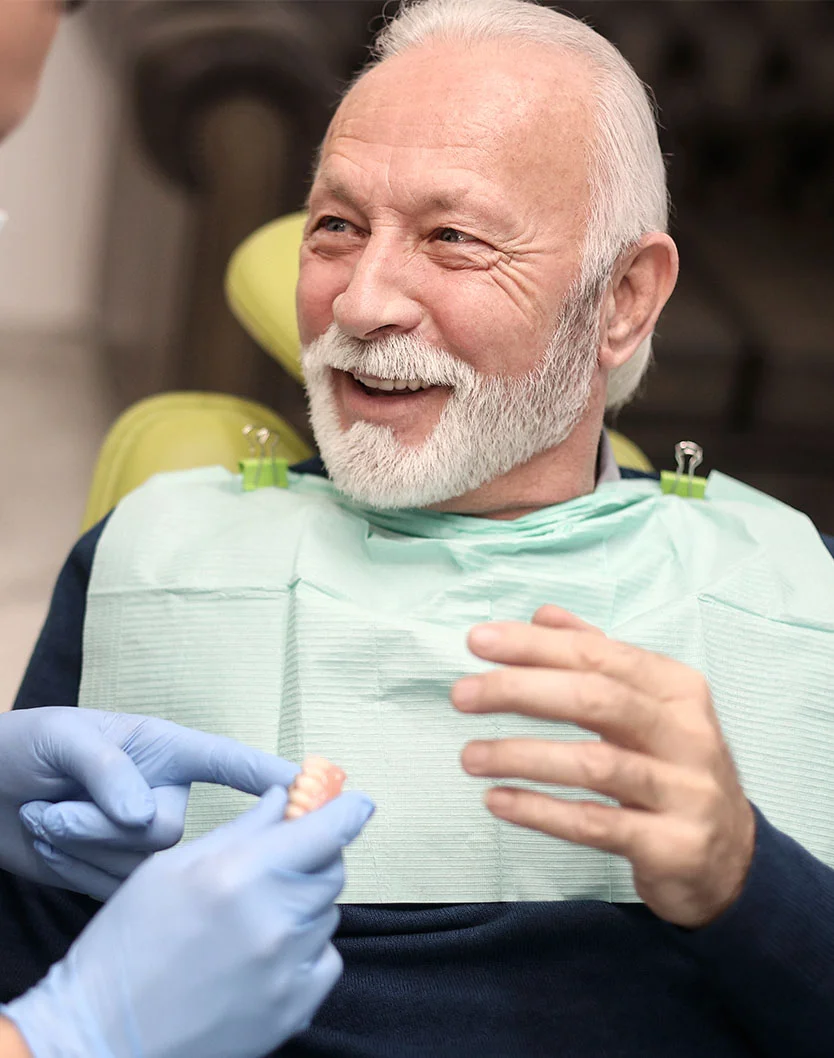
[284,756,346,819]
[353,373,433,391]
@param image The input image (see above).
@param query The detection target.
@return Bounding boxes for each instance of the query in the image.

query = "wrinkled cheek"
[424,272,547,378]
[296,259,344,346]
[296,279,328,347]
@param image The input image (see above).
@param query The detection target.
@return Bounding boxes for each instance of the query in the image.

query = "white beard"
[301,288,600,510]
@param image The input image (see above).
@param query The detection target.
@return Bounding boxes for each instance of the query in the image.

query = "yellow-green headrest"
[225,211,307,384]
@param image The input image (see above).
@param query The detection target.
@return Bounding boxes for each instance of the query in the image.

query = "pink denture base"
[284,756,346,819]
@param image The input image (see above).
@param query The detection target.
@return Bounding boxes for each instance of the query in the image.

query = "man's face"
[297,41,600,508]
[0,0,61,142]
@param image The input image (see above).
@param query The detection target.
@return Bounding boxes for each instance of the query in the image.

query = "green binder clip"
[660,440,707,499]
[240,425,289,492]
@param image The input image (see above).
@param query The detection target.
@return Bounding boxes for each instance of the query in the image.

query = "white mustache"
[302,325,478,393]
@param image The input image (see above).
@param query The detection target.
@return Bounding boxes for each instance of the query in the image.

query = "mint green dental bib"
[79,468,834,903]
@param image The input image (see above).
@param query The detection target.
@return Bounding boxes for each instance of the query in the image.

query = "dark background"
[98,0,834,528]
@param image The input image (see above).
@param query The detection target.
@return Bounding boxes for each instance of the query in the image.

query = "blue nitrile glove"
[0,707,298,898]
[3,786,374,1058]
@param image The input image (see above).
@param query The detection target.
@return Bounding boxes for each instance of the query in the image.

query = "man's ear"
[598,233,678,370]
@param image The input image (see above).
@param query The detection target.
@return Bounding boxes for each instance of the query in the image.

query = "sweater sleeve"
[669,804,834,1057]
[13,516,109,711]
[0,520,111,1004]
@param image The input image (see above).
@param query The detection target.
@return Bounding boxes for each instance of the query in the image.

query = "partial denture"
[284,755,347,819]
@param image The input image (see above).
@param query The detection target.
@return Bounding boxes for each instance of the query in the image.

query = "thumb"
[270,791,375,875]
[53,729,156,827]
[192,784,291,851]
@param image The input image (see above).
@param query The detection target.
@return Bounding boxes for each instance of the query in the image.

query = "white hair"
[361,0,670,409]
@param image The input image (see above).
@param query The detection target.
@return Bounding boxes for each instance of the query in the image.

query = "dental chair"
[82,212,654,531]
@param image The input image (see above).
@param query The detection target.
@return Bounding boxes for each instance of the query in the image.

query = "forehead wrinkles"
[318,42,594,224]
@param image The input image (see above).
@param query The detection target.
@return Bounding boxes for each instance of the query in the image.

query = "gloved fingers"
[34,830,146,881]
[23,784,190,857]
[183,784,291,857]
[254,903,341,973]
[47,715,156,827]
[119,717,300,793]
[287,906,342,961]
[296,941,344,1012]
[31,839,121,902]
[267,791,375,875]
[268,867,346,922]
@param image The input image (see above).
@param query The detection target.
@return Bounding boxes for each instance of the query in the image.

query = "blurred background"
[1,0,832,706]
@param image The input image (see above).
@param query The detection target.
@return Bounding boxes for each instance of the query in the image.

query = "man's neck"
[430,405,605,521]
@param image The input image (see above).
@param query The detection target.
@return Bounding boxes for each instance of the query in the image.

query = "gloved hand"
[0,708,298,899]
[3,786,374,1058]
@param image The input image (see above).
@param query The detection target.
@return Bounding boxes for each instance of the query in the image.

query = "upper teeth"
[353,374,433,392]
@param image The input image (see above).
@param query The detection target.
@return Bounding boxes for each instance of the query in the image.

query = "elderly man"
[3,1,833,1056]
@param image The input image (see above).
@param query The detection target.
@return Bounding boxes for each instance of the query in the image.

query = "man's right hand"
[3,786,374,1058]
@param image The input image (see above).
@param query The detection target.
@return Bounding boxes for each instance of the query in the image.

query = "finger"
[50,721,156,827]
[465,623,679,693]
[31,826,146,880]
[297,942,344,1015]
[120,718,301,793]
[191,784,290,853]
[452,667,657,751]
[269,791,375,875]
[531,606,605,635]
[29,785,190,855]
[32,840,120,902]
[271,895,341,948]
[279,942,344,1037]
[462,738,681,810]
[21,801,146,877]
[484,787,651,857]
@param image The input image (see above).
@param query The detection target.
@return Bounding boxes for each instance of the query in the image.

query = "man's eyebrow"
[306,176,501,225]
[305,176,362,212]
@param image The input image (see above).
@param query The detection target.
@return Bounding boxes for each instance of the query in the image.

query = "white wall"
[0,12,121,708]
[0,12,119,334]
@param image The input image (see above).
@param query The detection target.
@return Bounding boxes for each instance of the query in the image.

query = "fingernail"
[120,792,156,825]
[462,742,490,773]
[485,789,515,816]
[355,797,375,827]
[19,806,45,840]
[40,810,70,839]
[469,625,502,650]
[452,677,480,709]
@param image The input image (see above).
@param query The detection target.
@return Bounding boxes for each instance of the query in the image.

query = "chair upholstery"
[225,212,307,385]
[82,391,311,532]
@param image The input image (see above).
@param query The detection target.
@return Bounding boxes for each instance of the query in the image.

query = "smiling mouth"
[344,370,444,397]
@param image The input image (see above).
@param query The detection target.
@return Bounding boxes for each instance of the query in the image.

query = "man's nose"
[332,238,423,340]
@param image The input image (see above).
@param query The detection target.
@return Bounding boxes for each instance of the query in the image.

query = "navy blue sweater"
[3,471,834,1057]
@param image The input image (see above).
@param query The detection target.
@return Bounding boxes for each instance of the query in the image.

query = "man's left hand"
[452,606,756,929]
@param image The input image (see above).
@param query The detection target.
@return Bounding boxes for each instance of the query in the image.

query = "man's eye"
[435,228,475,245]
[317,216,353,234]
